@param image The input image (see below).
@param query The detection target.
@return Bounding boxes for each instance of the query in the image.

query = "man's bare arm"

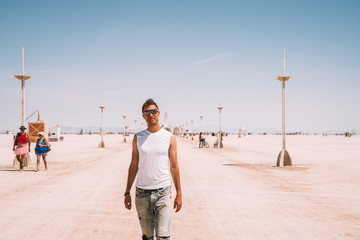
[169,134,182,212]
[124,135,139,210]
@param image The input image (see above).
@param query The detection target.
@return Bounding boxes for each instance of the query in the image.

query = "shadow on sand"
[0,168,37,172]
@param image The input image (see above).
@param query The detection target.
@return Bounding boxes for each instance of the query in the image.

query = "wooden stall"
[28,121,48,143]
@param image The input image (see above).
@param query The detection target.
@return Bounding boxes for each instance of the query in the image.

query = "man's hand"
[124,195,132,210]
[12,146,15,151]
[173,194,182,212]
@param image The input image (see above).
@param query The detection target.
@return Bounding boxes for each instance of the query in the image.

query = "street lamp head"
[276,76,292,82]
[14,75,31,81]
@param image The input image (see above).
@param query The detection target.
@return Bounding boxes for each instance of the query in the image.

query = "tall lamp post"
[123,115,127,143]
[191,120,194,140]
[217,106,223,148]
[14,48,31,126]
[98,106,105,148]
[14,48,31,167]
[186,122,189,139]
[276,50,292,166]
[200,116,203,133]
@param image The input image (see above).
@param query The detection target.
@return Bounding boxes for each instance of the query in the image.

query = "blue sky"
[1,0,359,132]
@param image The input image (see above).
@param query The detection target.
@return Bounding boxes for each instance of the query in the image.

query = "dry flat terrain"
[0,134,359,240]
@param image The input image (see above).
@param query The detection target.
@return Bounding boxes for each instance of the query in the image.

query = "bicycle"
[199,138,209,148]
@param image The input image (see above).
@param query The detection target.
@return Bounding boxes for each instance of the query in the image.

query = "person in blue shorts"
[34,132,49,171]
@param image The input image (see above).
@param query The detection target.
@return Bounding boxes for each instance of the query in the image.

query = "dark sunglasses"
[143,109,159,116]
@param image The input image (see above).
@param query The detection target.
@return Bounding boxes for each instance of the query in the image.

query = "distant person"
[199,132,205,148]
[12,126,31,171]
[34,132,49,171]
[124,98,182,240]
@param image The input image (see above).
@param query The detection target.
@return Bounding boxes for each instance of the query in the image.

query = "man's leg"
[135,189,154,239]
[154,187,171,239]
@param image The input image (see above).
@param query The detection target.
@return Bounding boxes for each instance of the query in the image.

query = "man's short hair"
[142,98,159,113]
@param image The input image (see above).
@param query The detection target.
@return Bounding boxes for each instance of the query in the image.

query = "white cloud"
[191,52,235,66]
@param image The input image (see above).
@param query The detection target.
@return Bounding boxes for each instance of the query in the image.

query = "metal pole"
[219,109,221,148]
[123,116,127,142]
[282,49,286,150]
[22,48,24,75]
[200,116,203,133]
[21,80,25,126]
[13,48,32,166]
[15,48,31,126]
[21,48,25,126]
[282,81,286,150]
[276,49,292,166]
[101,108,104,142]
[219,110,221,133]
[98,106,105,148]
[217,107,223,148]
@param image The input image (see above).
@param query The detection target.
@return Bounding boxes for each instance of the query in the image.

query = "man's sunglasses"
[143,109,159,116]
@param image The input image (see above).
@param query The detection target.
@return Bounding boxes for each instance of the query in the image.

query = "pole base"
[276,149,292,166]
[98,141,105,148]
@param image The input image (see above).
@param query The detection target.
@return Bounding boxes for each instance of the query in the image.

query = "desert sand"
[0,133,359,240]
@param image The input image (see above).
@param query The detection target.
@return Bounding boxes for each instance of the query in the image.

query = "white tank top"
[135,128,172,190]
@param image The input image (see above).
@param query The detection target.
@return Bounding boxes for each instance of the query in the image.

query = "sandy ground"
[0,133,359,240]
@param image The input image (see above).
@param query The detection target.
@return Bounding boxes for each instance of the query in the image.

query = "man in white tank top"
[124,98,182,240]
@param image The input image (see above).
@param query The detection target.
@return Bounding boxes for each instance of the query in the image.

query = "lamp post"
[217,106,223,148]
[98,106,105,148]
[200,116,203,133]
[191,120,194,140]
[276,50,292,166]
[134,120,137,133]
[14,48,31,126]
[123,115,127,143]
[13,48,32,167]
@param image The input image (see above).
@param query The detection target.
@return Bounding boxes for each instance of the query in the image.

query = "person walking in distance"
[34,132,49,171]
[124,98,182,240]
[13,126,31,171]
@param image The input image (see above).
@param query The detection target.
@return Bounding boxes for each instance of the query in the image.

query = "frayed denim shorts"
[135,186,171,239]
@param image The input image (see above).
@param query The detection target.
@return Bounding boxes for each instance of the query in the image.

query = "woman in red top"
[12,126,31,171]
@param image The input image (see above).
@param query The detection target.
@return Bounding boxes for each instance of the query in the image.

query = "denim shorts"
[135,186,171,239]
